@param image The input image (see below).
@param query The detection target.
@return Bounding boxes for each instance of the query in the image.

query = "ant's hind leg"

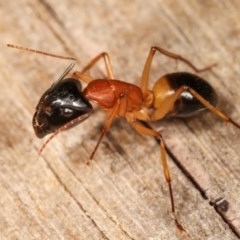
[151,85,240,129]
[187,87,240,129]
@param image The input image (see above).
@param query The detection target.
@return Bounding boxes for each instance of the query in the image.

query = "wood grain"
[1,1,240,239]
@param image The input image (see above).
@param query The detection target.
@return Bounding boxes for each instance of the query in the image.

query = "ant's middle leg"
[128,119,184,230]
[151,46,216,73]
[141,46,216,97]
[73,52,114,83]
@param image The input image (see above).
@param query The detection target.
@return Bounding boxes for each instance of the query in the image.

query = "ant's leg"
[151,85,240,129]
[81,52,114,78]
[87,95,127,165]
[73,52,114,83]
[187,87,240,129]
[72,72,94,84]
[152,46,216,73]
[141,46,216,96]
[87,101,119,164]
[129,120,184,231]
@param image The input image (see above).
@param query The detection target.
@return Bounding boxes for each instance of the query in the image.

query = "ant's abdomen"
[153,72,217,117]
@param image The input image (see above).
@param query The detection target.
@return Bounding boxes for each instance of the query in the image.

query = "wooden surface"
[1,1,240,239]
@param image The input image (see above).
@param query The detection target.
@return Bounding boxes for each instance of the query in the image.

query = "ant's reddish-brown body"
[8,44,240,229]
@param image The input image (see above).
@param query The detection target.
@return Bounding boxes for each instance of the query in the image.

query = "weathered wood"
[1,1,240,239]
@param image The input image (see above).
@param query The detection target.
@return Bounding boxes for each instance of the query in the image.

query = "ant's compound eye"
[60,107,74,117]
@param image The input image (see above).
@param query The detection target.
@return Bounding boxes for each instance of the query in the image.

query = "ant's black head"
[33,78,93,138]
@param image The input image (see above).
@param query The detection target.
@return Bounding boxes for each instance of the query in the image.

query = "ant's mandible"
[8,44,240,230]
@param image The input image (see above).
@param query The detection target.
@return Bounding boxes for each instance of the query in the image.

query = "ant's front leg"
[73,52,114,83]
[87,95,128,165]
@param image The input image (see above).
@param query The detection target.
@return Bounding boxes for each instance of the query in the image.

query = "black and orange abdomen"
[153,72,217,117]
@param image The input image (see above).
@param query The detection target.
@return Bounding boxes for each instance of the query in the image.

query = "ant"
[8,44,240,230]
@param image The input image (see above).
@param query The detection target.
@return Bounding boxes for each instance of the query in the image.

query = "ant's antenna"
[55,62,76,83]
[38,111,93,156]
[7,43,77,61]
